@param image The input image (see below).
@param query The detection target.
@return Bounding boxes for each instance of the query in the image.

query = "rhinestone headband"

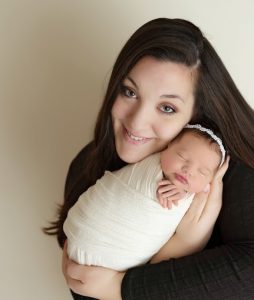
[185,124,226,166]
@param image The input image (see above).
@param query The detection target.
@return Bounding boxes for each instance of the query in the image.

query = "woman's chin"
[118,151,145,163]
[116,146,149,163]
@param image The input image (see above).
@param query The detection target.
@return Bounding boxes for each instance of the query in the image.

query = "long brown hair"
[44,18,254,247]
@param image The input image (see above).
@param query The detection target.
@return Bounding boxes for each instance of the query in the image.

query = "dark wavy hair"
[44,18,254,247]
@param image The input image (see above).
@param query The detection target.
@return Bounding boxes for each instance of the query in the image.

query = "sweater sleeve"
[64,141,94,204]
[64,142,99,300]
[121,161,254,299]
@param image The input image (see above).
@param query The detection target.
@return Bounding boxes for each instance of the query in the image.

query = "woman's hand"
[174,156,230,253]
[62,242,125,300]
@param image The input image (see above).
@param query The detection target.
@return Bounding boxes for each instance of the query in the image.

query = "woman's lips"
[175,173,188,185]
[123,127,151,145]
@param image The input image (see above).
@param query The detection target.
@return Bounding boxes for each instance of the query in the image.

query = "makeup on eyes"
[120,84,137,98]
[124,76,185,104]
[120,82,178,116]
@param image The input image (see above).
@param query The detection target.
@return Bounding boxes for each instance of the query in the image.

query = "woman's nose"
[127,104,152,131]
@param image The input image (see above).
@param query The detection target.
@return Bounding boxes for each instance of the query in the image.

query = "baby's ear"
[203,183,210,193]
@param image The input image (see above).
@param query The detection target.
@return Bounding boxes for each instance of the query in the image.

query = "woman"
[45,18,254,299]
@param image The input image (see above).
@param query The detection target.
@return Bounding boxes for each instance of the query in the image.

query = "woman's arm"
[151,157,228,264]
[62,242,124,300]
[150,191,213,264]
[122,161,254,299]
[62,149,254,299]
[62,157,228,299]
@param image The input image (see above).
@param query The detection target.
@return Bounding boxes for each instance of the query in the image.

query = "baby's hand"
[157,180,187,209]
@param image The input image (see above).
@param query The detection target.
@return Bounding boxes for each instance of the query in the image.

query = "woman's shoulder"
[222,158,254,208]
[69,141,94,169]
[64,141,94,199]
[132,152,161,177]
[224,159,254,187]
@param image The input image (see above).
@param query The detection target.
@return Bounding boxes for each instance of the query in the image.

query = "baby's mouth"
[175,173,188,185]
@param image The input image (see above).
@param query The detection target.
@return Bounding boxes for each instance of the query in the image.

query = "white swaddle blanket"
[64,153,194,271]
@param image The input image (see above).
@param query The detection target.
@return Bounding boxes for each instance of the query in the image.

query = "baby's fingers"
[166,193,186,209]
[157,180,173,186]
[159,197,173,209]
[157,185,177,195]
[172,199,179,207]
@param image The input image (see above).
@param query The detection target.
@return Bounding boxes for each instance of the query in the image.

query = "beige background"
[1,0,253,299]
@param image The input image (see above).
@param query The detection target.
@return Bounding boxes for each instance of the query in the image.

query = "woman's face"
[111,56,196,163]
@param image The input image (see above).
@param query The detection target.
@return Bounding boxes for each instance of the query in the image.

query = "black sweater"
[66,144,254,300]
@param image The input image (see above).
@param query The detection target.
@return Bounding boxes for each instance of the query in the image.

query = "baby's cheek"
[190,180,205,194]
[161,158,171,175]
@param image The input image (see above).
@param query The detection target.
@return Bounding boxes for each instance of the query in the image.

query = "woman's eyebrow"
[125,76,185,103]
[126,76,138,89]
[162,94,185,103]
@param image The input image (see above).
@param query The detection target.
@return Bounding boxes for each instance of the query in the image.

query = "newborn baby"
[64,124,225,271]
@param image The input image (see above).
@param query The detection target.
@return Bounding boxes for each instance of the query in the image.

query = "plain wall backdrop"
[1,0,253,299]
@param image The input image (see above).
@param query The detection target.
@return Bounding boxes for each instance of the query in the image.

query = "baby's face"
[161,132,221,194]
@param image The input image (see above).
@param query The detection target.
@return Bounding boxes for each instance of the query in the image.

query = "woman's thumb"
[203,183,210,193]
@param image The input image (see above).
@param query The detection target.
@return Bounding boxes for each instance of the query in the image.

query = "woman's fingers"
[184,191,208,222]
[214,155,230,181]
[199,182,223,224]
[199,155,230,223]
[62,241,84,282]
[66,277,85,295]
[62,241,68,276]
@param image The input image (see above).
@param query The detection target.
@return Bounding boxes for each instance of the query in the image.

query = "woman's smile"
[111,56,196,163]
[124,127,152,144]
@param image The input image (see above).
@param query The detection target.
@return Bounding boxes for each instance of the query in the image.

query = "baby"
[63,124,226,271]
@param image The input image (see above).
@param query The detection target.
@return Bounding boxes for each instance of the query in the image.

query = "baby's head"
[161,124,226,194]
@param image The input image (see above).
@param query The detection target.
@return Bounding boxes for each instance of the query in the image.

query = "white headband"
[185,124,226,166]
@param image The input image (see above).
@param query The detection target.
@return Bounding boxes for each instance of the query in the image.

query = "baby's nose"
[182,164,193,176]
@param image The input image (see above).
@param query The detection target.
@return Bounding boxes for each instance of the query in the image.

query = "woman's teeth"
[127,130,146,141]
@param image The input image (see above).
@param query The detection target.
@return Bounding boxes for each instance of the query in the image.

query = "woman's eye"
[121,86,137,98]
[160,104,175,114]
